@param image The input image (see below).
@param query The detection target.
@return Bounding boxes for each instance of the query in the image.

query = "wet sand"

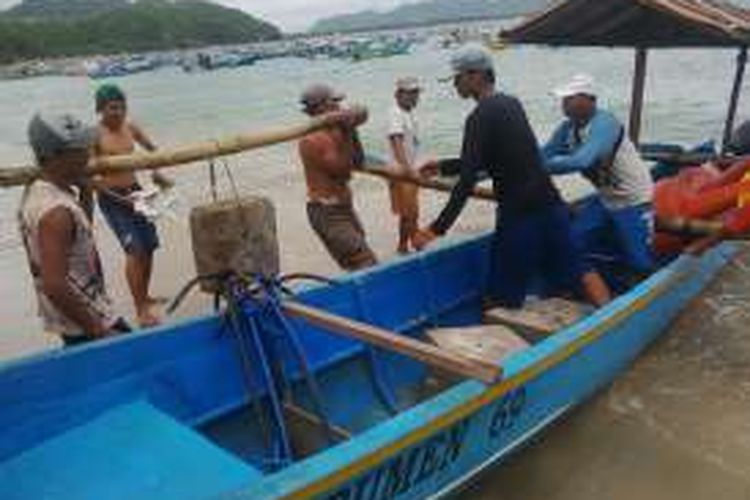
[461,245,750,500]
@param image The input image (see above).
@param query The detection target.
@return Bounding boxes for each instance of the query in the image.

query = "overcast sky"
[0,0,421,32]
[221,0,421,32]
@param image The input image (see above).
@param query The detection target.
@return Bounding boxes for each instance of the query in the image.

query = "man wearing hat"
[415,46,610,308]
[386,76,434,253]
[18,113,130,346]
[298,83,378,270]
[542,74,654,276]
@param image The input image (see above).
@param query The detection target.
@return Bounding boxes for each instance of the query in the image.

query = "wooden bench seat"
[425,324,530,365]
[483,297,592,341]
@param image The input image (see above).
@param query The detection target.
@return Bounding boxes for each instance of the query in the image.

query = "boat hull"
[0,234,738,500]
[234,240,738,499]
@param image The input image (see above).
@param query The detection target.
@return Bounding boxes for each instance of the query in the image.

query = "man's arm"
[540,121,570,160]
[130,122,156,152]
[429,115,484,235]
[38,207,108,338]
[131,122,175,188]
[544,112,622,175]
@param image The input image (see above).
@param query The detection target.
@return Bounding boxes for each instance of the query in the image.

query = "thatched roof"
[502,0,750,47]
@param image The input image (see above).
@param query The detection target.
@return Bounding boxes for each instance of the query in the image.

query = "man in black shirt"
[414,46,610,308]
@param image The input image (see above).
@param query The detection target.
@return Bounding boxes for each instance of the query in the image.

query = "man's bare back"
[299,126,358,204]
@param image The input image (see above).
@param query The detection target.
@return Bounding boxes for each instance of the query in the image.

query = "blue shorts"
[572,197,654,274]
[98,185,160,255]
[488,204,585,309]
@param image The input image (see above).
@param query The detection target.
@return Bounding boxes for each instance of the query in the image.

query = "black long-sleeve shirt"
[431,93,561,234]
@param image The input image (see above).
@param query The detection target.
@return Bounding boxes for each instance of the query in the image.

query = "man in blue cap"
[415,45,610,308]
[19,113,130,346]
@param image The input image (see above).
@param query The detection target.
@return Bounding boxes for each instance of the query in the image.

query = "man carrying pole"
[297,83,378,271]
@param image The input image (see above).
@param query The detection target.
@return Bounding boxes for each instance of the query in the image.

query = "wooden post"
[282,301,502,384]
[722,46,748,153]
[629,47,649,145]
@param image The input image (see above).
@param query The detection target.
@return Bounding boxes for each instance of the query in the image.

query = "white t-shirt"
[387,104,420,172]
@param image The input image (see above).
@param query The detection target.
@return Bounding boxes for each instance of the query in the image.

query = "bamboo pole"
[0,114,339,188]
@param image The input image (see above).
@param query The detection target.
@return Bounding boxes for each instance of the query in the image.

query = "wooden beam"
[629,47,649,145]
[282,301,502,384]
[722,46,748,153]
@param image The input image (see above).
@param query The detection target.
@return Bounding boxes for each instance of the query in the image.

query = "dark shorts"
[307,201,377,271]
[98,184,160,254]
[488,204,585,309]
[61,318,132,347]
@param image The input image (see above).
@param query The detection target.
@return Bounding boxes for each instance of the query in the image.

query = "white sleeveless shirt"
[18,180,115,337]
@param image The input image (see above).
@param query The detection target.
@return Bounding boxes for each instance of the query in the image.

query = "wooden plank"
[483,298,592,338]
[425,325,529,365]
[282,302,502,384]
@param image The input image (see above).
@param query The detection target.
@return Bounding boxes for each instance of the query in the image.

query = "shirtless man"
[92,84,171,327]
[298,83,377,271]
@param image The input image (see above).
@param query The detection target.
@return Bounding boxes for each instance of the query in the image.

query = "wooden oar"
[282,301,502,384]
[0,114,342,188]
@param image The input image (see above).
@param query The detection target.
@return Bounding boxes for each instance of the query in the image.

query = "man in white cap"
[298,83,378,271]
[386,76,435,253]
[415,46,610,308]
[542,74,655,276]
[18,113,130,347]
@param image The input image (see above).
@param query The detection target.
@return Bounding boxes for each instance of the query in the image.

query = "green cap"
[95,83,126,111]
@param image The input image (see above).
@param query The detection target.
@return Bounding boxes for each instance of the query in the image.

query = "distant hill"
[6,0,130,19]
[0,0,281,64]
[310,0,554,34]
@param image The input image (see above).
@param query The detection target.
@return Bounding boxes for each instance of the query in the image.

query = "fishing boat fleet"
[1,1,750,499]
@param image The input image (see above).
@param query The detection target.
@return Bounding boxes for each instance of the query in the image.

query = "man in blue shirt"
[542,74,655,276]
[414,48,610,308]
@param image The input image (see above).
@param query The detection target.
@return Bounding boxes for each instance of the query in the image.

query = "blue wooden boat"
[3,1,749,497]
[0,228,738,499]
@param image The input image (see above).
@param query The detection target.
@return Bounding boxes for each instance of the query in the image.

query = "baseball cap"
[450,44,495,74]
[396,77,421,92]
[300,83,345,109]
[553,74,596,99]
[27,113,93,164]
